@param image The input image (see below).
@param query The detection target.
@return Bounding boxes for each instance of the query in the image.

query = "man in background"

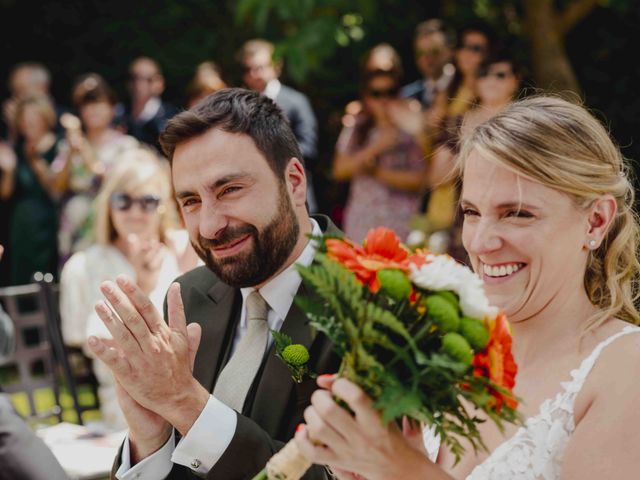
[125,56,178,153]
[2,62,67,143]
[237,39,320,213]
[400,19,455,110]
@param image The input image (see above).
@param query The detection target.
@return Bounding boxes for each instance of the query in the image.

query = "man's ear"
[284,157,307,208]
[272,58,283,78]
[585,194,617,249]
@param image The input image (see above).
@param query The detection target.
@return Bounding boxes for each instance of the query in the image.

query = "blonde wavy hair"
[93,147,179,245]
[457,95,640,329]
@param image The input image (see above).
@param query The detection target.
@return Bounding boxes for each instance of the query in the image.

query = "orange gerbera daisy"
[326,227,411,293]
[472,313,518,411]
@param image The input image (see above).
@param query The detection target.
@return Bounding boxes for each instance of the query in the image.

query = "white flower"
[409,253,498,320]
[406,229,426,247]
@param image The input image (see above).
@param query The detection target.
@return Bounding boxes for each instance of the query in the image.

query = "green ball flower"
[377,269,412,301]
[436,290,459,309]
[459,317,490,351]
[282,344,310,367]
[441,332,474,365]
[425,294,460,332]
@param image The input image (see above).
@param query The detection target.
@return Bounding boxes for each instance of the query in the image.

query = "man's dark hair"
[478,47,522,78]
[456,20,495,49]
[159,88,303,178]
[414,18,455,49]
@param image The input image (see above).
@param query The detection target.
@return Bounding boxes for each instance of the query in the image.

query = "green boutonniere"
[271,330,315,383]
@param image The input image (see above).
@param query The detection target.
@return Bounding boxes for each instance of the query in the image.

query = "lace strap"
[562,325,640,394]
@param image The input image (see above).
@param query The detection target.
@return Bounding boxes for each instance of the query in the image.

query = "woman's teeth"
[482,263,525,278]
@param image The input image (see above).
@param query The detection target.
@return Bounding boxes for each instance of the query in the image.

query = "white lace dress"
[464,325,640,479]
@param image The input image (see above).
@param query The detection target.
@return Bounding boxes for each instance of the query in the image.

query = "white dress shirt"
[116,219,321,479]
[263,78,282,100]
[135,96,162,123]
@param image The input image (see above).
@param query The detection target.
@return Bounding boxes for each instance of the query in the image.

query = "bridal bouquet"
[253,227,520,480]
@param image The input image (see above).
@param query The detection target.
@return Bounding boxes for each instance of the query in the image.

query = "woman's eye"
[462,208,479,216]
[506,210,533,218]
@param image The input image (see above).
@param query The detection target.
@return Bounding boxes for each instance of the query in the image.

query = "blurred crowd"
[0,17,524,428]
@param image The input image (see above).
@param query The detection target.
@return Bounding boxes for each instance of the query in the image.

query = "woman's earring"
[588,239,597,249]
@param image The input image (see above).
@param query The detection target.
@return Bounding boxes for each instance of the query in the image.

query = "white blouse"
[59,243,183,429]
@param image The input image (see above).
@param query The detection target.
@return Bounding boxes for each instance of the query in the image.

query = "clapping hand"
[0,143,16,173]
[387,99,425,137]
[87,275,207,461]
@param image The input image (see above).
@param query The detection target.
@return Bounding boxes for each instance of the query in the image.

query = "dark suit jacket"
[0,394,69,480]
[113,215,341,479]
[125,99,179,153]
[399,79,433,109]
[274,85,318,164]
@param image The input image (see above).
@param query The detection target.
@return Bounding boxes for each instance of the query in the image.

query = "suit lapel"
[250,282,314,434]
[189,280,240,392]
[230,215,340,430]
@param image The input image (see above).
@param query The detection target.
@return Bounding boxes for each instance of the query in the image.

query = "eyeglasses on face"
[460,43,487,54]
[110,192,161,213]
[129,73,158,83]
[365,87,399,98]
[416,47,444,58]
[241,63,271,74]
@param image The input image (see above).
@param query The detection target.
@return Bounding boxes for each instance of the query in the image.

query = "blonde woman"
[295,96,640,479]
[60,148,197,429]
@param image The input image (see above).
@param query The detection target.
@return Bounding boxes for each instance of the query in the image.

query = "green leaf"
[376,387,423,424]
[270,329,293,355]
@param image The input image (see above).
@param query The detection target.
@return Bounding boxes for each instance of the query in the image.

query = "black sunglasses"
[366,87,398,98]
[477,69,513,80]
[110,192,161,213]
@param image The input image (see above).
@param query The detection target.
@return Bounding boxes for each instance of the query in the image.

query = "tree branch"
[558,0,599,35]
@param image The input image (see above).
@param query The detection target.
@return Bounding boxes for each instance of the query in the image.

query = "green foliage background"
[1,0,639,214]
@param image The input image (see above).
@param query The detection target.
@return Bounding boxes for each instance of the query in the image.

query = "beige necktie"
[213,290,269,411]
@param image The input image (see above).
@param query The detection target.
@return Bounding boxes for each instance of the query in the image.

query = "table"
[35,422,127,480]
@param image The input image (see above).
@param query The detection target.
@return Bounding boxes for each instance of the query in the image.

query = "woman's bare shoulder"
[575,320,640,419]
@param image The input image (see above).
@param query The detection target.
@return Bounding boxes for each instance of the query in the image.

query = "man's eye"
[221,186,241,196]
[181,198,199,208]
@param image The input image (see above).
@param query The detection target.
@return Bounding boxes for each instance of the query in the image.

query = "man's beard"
[192,187,300,288]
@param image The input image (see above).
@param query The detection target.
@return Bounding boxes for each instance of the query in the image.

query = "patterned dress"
[337,120,425,243]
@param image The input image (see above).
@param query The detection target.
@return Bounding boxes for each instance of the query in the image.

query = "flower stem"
[251,469,268,480]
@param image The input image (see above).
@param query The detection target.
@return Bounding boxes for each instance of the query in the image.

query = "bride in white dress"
[294,96,640,480]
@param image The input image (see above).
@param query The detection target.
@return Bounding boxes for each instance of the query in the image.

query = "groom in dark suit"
[88,88,339,479]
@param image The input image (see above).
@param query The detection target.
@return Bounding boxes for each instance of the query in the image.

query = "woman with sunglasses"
[429,50,522,262]
[59,147,196,429]
[333,66,427,243]
[420,22,493,250]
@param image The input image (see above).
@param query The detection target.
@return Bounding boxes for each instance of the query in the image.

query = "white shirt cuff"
[171,394,237,475]
[115,431,175,480]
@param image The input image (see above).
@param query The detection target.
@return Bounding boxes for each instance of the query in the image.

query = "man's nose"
[198,203,228,240]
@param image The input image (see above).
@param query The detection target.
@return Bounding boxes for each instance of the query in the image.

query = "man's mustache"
[198,224,257,248]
